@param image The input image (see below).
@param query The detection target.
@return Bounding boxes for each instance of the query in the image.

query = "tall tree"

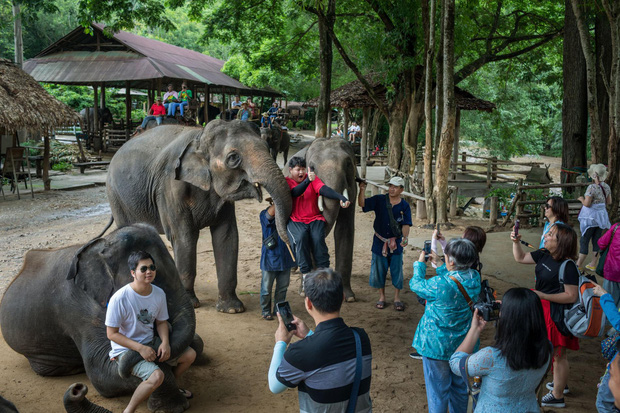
[423,0,437,223]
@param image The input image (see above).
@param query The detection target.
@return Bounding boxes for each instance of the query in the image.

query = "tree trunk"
[361,107,369,178]
[387,99,407,170]
[424,0,437,224]
[433,0,445,153]
[314,0,335,138]
[403,69,425,175]
[562,0,588,187]
[571,0,604,163]
[12,2,23,67]
[596,12,612,164]
[433,0,456,224]
[369,108,381,150]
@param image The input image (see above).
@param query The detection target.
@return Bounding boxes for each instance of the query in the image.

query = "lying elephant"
[64,383,112,413]
[106,120,292,311]
[0,224,202,413]
[294,138,358,301]
[260,125,290,165]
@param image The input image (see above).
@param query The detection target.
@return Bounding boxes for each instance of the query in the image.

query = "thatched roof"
[0,58,81,133]
[305,72,496,112]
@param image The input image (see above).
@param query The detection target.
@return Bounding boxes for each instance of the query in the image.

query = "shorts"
[117,349,181,381]
[580,227,604,255]
[369,252,403,290]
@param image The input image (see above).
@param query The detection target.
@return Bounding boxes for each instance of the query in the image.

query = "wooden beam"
[125,81,131,139]
[43,135,50,190]
[204,83,210,125]
[93,84,100,151]
[361,107,369,178]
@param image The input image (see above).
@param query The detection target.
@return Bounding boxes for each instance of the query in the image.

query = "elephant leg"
[271,148,277,162]
[334,206,356,302]
[283,147,289,166]
[210,204,244,313]
[170,224,201,308]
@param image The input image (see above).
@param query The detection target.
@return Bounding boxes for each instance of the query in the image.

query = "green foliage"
[295,120,310,130]
[52,161,73,172]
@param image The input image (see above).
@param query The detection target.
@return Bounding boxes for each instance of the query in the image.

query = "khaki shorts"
[117,349,181,381]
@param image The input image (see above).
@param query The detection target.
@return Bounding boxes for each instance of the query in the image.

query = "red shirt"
[151,104,166,116]
[286,176,326,224]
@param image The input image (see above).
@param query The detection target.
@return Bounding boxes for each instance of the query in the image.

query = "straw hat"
[262,112,269,117]
[588,163,608,181]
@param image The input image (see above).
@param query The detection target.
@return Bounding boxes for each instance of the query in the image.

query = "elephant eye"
[226,151,242,169]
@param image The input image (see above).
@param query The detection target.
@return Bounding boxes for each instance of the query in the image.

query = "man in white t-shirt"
[106,251,196,413]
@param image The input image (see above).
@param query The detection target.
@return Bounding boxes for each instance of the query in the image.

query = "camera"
[473,280,501,321]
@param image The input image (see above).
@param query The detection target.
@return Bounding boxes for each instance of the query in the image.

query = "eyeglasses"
[138,264,157,273]
[544,204,552,210]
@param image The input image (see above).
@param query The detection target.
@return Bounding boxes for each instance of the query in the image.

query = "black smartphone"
[276,301,296,331]
[514,219,520,236]
[423,240,432,261]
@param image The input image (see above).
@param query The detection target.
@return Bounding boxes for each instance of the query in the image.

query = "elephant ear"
[174,138,211,191]
[67,238,117,308]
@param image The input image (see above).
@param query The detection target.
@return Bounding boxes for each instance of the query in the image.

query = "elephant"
[105,120,292,311]
[197,104,222,125]
[0,224,202,413]
[64,383,112,413]
[79,107,114,132]
[260,125,290,165]
[293,138,358,301]
[0,394,18,413]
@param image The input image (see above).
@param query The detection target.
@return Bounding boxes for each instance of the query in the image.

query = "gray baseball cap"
[387,176,405,187]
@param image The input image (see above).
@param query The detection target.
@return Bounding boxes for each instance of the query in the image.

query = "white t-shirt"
[105,284,169,358]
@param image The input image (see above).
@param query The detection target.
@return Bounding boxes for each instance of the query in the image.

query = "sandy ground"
[0,166,608,413]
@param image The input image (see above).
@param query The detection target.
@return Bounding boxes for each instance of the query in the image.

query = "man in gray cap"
[358,176,412,311]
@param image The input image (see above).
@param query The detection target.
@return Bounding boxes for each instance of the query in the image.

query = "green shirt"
[179,89,192,102]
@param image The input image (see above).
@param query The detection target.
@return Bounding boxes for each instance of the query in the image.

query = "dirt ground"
[0,179,607,413]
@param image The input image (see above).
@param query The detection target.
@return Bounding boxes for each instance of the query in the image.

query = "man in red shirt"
[134,98,166,135]
[286,156,351,295]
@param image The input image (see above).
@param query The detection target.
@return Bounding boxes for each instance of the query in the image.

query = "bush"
[296,120,309,130]
[52,161,73,172]
[286,121,294,129]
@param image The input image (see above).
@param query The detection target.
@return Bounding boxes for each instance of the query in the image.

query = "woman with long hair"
[511,222,580,408]
[450,288,552,412]
[540,196,570,248]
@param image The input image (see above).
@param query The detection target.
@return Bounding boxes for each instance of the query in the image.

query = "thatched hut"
[0,58,80,191]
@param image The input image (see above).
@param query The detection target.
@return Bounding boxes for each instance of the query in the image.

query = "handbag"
[602,332,620,361]
[346,329,363,413]
[262,232,278,250]
[596,224,618,277]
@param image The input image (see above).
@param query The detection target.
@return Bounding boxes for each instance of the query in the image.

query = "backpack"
[559,260,606,338]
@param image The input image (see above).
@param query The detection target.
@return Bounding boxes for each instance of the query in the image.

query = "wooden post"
[451,109,461,179]
[43,135,50,191]
[343,107,349,140]
[450,187,458,217]
[361,106,369,178]
[100,82,106,109]
[93,84,101,152]
[204,83,210,125]
[489,196,499,225]
[416,199,427,220]
[486,160,492,188]
[461,152,467,171]
[491,156,498,181]
[125,81,131,139]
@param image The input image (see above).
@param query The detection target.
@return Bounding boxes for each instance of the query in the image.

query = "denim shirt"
[410,261,481,360]
[260,209,296,272]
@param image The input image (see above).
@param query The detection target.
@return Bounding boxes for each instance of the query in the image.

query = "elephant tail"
[92,216,114,240]
[63,383,112,413]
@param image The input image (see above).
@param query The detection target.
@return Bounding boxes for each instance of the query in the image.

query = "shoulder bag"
[596,224,618,277]
[458,355,479,413]
[385,195,403,238]
[449,275,474,311]
[346,329,363,413]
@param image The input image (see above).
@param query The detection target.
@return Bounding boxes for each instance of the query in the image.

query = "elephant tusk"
[254,183,260,188]
[318,195,324,212]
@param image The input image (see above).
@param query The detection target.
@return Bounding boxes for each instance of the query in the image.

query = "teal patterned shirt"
[410,261,481,360]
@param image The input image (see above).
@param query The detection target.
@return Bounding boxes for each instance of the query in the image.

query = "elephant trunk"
[249,157,292,246]
[63,383,112,413]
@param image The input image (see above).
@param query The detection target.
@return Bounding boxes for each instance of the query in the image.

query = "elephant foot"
[148,365,190,413]
[185,290,201,308]
[344,288,356,303]
[216,296,245,314]
[63,383,113,413]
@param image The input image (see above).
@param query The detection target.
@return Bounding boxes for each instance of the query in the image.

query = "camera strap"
[346,329,362,413]
[385,195,403,238]
[449,275,474,311]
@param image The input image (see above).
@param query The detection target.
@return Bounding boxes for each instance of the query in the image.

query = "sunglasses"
[544,203,552,210]
[138,264,157,273]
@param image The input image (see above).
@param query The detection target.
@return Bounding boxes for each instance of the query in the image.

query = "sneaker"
[541,391,565,407]
[546,382,570,394]
[409,352,423,360]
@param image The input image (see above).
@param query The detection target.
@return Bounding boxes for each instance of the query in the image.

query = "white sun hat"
[588,164,608,182]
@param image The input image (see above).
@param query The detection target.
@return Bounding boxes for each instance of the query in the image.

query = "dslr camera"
[473,280,501,321]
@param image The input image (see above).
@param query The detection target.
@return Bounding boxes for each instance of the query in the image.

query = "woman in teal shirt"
[410,238,481,413]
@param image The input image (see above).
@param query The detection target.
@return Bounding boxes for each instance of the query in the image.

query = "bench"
[73,161,111,174]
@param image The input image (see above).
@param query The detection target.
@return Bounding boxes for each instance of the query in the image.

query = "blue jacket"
[260,209,296,272]
[410,261,481,360]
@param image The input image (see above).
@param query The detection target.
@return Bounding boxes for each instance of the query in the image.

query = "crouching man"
[268,268,373,412]
[106,251,196,413]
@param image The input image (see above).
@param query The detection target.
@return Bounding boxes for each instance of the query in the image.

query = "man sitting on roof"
[132,98,166,136]
[163,84,179,117]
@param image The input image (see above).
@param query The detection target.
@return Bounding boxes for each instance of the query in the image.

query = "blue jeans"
[260,269,291,316]
[369,252,403,290]
[140,115,162,129]
[179,101,188,116]
[596,366,620,413]
[422,356,468,413]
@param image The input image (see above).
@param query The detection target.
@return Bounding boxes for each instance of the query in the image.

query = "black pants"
[287,220,329,274]
[580,226,603,255]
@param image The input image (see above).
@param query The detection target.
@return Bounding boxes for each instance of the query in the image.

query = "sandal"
[179,388,193,399]
[262,314,274,321]
[375,301,386,310]
[394,301,405,311]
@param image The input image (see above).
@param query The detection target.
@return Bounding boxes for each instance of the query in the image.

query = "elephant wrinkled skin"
[0,224,201,413]
[106,120,292,311]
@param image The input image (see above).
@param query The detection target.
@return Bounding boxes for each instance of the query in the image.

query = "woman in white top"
[577,164,612,271]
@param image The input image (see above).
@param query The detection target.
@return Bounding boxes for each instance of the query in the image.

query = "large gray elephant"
[260,125,290,165]
[0,224,201,413]
[293,138,358,301]
[106,120,292,311]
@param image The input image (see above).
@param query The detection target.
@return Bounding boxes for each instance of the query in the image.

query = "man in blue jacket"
[260,198,296,320]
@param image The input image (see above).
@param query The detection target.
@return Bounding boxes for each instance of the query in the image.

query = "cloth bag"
[596,225,618,277]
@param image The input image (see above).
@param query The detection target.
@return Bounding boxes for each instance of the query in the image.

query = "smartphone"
[436,223,440,233]
[514,219,520,236]
[276,301,296,331]
[423,240,432,261]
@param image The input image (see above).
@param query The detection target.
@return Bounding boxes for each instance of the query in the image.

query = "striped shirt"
[276,317,372,412]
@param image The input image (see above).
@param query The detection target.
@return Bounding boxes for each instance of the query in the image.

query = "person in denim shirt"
[410,238,481,413]
[260,199,296,320]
